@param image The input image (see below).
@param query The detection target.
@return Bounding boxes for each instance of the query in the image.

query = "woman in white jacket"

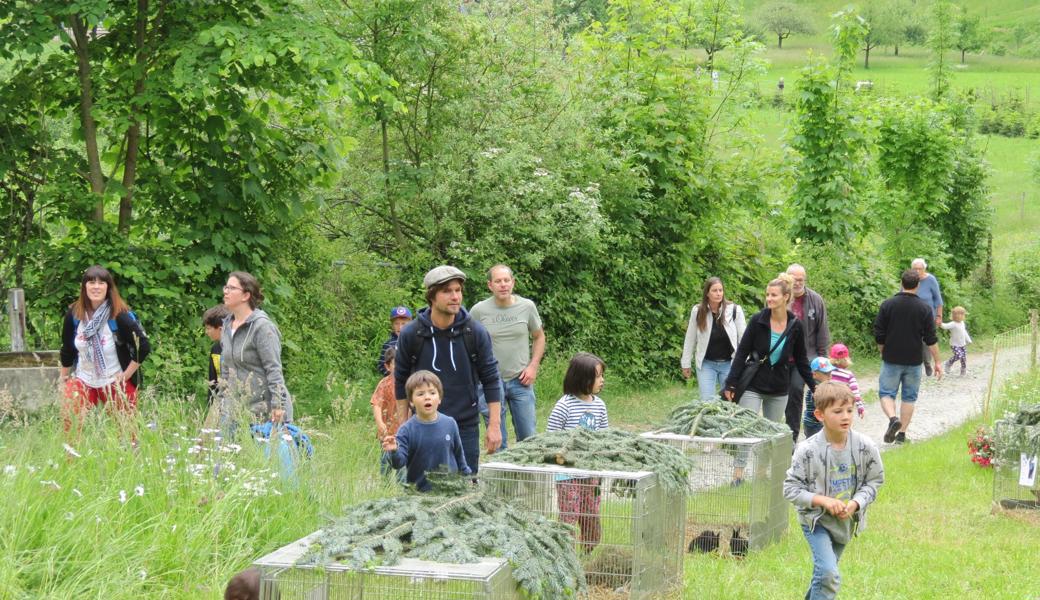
[681,277,747,401]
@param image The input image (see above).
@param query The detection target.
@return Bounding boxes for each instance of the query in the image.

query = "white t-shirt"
[74,321,121,387]
[940,321,972,347]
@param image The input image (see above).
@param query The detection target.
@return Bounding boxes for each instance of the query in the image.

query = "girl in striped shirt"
[828,343,865,418]
[547,353,608,551]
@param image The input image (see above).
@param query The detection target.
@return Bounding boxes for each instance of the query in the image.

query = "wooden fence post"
[1031,309,1038,370]
[8,288,26,352]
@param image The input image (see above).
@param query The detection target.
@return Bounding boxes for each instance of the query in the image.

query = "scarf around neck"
[82,300,112,376]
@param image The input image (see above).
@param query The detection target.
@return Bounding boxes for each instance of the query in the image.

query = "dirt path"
[851,345,1032,450]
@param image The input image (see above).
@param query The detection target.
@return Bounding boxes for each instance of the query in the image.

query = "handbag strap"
[759,319,794,364]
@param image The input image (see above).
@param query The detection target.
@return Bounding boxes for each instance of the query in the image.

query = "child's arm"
[372,405,387,438]
[965,325,973,345]
[783,445,818,509]
[850,440,885,515]
[847,372,865,417]
[546,398,569,432]
[384,425,411,469]
[940,321,955,330]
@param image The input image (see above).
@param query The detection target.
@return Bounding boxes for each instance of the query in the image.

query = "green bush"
[1007,245,1040,312]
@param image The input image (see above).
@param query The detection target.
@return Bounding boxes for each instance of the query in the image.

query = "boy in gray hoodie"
[784,381,884,600]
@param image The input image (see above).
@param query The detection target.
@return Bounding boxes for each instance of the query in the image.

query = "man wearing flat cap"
[394,265,504,471]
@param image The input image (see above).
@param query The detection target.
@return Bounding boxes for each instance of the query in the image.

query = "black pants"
[785,367,804,443]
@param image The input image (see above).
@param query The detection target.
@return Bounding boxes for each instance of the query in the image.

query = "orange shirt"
[370,375,400,438]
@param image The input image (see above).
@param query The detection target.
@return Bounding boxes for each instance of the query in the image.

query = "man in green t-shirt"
[470,264,545,448]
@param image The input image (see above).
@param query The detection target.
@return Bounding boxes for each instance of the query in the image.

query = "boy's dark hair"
[901,269,921,291]
[813,381,855,413]
[563,352,606,397]
[405,369,443,401]
[203,304,231,327]
[224,567,260,600]
[382,345,397,366]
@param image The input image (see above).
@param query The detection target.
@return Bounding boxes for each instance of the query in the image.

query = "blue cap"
[390,306,412,320]
[810,357,836,373]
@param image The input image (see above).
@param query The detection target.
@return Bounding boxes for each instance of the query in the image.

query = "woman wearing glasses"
[218,271,293,427]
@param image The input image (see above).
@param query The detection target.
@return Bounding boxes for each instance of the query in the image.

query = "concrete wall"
[0,351,62,412]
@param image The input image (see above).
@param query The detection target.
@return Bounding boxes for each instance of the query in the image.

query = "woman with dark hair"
[724,274,814,420]
[218,271,293,427]
[681,277,746,401]
[59,265,150,431]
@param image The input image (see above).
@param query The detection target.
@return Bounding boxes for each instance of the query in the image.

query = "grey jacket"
[797,287,830,358]
[783,430,884,535]
[219,310,294,422]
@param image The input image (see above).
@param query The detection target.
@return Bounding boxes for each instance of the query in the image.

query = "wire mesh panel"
[641,431,792,555]
[992,420,1040,512]
[253,532,523,600]
[478,462,685,599]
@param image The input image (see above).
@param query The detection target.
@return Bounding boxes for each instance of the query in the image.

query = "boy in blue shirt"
[382,370,471,492]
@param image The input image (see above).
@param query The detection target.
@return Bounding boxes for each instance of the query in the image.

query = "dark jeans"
[458,418,481,474]
[786,367,805,443]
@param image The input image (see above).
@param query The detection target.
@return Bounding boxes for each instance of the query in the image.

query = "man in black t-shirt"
[873,270,942,444]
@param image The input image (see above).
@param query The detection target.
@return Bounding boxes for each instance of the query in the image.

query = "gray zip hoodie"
[219,310,294,422]
[783,429,884,535]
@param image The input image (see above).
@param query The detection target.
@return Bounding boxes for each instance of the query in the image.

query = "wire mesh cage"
[253,531,523,600]
[640,431,792,556]
[478,462,685,599]
[992,420,1040,512]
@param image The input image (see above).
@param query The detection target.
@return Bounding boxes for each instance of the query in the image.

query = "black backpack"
[406,323,480,372]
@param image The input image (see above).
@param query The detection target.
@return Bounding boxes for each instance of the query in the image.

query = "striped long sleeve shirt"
[546,394,609,432]
[830,367,865,415]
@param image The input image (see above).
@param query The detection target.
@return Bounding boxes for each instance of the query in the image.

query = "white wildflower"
[27,465,37,474]
[147,422,158,431]
[72,488,83,497]
[3,465,15,476]
[119,490,128,504]
[139,569,147,580]
[134,485,145,497]
[201,428,220,434]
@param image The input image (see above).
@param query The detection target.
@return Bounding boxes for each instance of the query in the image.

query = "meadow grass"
[1,368,1038,598]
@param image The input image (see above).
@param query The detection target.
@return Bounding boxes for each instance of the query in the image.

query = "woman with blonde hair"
[723,274,814,423]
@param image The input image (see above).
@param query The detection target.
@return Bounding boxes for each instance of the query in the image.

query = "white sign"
[1020,453,1038,487]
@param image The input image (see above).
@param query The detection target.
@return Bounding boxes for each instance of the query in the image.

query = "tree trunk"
[894,44,899,56]
[119,0,150,234]
[961,48,966,64]
[778,33,783,49]
[381,118,406,252]
[864,47,870,69]
[69,16,105,222]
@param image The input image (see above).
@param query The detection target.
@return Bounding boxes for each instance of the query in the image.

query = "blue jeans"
[478,377,538,450]
[696,359,731,402]
[459,419,481,474]
[801,525,846,600]
[878,361,923,403]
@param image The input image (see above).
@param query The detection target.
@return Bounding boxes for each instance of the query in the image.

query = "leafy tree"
[673,0,744,71]
[954,4,985,64]
[752,1,815,49]
[861,1,902,68]
[789,9,871,244]
[929,0,954,101]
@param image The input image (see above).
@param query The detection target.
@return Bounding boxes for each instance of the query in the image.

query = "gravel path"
[850,345,1032,450]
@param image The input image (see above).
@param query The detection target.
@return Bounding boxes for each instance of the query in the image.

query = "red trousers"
[556,477,602,552]
[63,377,137,432]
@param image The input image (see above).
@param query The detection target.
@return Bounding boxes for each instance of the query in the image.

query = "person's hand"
[935,316,942,326]
[486,426,502,454]
[723,389,735,402]
[839,500,859,520]
[933,363,944,380]
[518,364,539,386]
[270,408,286,424]
[682,368,692,380]
[381,435,397,452]
[819,496,846,517]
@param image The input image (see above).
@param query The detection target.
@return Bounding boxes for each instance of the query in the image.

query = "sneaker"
[883,419,902,443]
[895,432,907,444]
